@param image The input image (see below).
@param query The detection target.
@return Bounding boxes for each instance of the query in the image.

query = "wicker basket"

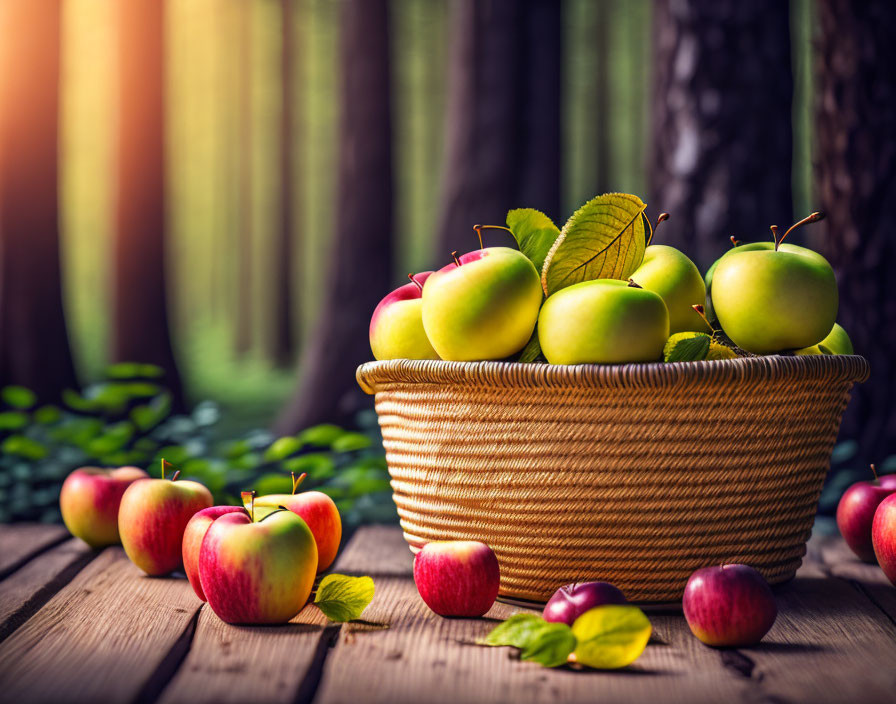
[357,355,869,603]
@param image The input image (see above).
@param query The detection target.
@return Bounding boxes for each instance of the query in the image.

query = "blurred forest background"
[1,0,894,523]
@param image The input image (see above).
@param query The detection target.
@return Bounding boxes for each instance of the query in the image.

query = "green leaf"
[331,432,371,453]
[62,389,96,412]
[663,332,712,363]
[86,421,135,456]
[479,613,546,648]
[520,622,577,667]
[282,453,336,480]
[33,405,62,424]
[516,329,544,363]
[130,392,172,431]
[264,436,304,462]
[2,386,37,409]
[571,605,652,670]
[542,193,648,296]
[298,424,345,447]
[2,435,48,460]
[314,574,375,622]
[0,411,28,430]
[253,472,292,496]
[506,208,561,274]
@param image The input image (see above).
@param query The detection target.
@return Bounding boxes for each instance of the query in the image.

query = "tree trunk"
[0,0,78,400]
[815,0,896,462]
[649,0,793,270]
[114,0,184,407]
[271,0,297,367]
[234,0,254,358]
[275,0,393,433]
[436,0,562,257]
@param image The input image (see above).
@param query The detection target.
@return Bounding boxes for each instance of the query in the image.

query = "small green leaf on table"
[506,208,561,274]
[520,622,577,667]
[542,193,648,296]
[314,574,375,622]
[478,613,545,648]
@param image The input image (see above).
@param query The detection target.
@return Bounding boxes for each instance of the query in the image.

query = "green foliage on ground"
[0,367,395,526]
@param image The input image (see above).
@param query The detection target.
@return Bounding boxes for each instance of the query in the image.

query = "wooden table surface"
[1,523,895,704]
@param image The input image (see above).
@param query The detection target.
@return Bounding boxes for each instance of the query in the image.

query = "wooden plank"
[736,556,896,703]
[816,534,896,624]
[313,576,750,704]
[0,538,96,643]
[156,604,335,704]
[0,523,69,578]
[332,525,414,577]
[0,547,202,704]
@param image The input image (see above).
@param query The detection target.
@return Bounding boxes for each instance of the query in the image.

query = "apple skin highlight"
[413,541,500,617]
[60,466,149,548]
[199,511,318,624]
[183,505,249,600]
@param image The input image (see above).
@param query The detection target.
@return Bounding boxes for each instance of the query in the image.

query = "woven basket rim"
[357,355,870,394]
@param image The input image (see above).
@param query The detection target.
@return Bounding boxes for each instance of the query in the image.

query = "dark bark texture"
[275,0,393,433]
[114,0,184,407]
[0,0,78,400]
[815,0,896,462]
[436,0,561,258]
[649,0,793,270]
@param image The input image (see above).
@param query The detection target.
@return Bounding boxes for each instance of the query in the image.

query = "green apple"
[538,279,669,364]
[711,244,838,354]
[795,322,853,356]
[704,242,771,323]
[422,247,542,361]
[630,245,708,333]
[369,272,439,361]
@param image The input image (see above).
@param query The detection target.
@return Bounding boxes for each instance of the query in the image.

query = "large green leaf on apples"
[663,332,712,363]
[516,328,544,363]
[506,208,561,274]
[314,574,375,622]
[571,605,652,669]
[542,193,648,296]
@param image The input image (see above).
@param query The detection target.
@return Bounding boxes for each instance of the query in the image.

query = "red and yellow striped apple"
[118,462,213,576]
[199,509,318,624]
[369,272,439,361]
[873,494,896,586]
[422,248,542,361]
[182,505,248,600]
[413,540,500,617]
[245,473,342,571]
[59,466,148,548]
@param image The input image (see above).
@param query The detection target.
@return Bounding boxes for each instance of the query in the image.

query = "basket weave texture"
[357,355,869,603]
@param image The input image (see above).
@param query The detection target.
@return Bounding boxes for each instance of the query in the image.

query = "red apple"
[247,474,342,571]
[200,510,318,624]
[836,478,896,562]
[369,271,439,361]
[543,581,628,625]
[413,540,500,617]
[118,462,213,576]
[59,466,148,548]
[182,505,248,600]
[879,474,896,490]
[872,494,896,585]
[682,564,777,647]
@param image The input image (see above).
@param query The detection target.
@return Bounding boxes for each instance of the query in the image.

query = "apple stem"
[730,235,741,248]
[627,278,642,288]
[770,225,781,251]
[291,471,307,495]
[170,470,180,482]
[160,458,178,480]
[242,490,256,522]
[451,250,461,267]
[692,304,714,332]
[407,273,423,291]
[871,464,879,481]
[779,211,825,248]
[473,224,513,250]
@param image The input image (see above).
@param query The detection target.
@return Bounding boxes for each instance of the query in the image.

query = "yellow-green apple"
[118,463,213,576]
[795,323,854,356]
[837,472,896,562]
[630,245,708,333]
[873,494,896,586]
[421,247,542,361]
[413,540,500,617]
[543,581,627,625]
[704,241,771,323]
[183,505,248,600]
[199,509,318,624]
[59,466,148,548]
[538,280,669,364]
[369,272,439,360]
[682,564,777,647]
[244,474,342,571]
